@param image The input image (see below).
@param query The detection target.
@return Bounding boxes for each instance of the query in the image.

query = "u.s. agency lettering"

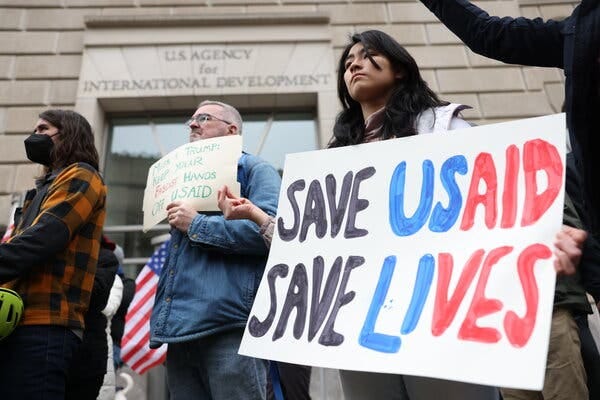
[164,48,253,62]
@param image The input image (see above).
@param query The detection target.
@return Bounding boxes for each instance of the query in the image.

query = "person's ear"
[395,66,405,81]
[227,124,238,135]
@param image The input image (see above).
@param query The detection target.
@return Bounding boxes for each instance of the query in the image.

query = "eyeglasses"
[185,113,232,126]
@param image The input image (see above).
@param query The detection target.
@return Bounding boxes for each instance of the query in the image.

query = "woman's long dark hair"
[39,109,99,171]
[329,30,447,148]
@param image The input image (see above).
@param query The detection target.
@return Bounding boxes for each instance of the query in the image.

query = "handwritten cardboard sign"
[240,114,567,390]
[142,135,242,231]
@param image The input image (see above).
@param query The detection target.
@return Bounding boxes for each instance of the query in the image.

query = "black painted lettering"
[308,256,342,342]
[248,264,289,338]
[299,180,328,242]
[319,256,365,346]
[326,172,353,238]
[277,179,305,241]
[345,167,376,238]
[273,263,309,341]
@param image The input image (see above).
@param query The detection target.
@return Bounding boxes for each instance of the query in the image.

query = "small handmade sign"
[142,135,242,231]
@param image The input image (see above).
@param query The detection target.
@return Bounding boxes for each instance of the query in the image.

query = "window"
[242,112,318,175]
[104,111,318,275]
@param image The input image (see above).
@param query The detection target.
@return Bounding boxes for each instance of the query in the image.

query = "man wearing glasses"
[150,100,281,400]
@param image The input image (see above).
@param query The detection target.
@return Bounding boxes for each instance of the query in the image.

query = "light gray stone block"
[15,55,82,79]
[4,107,44,134]
[357,24,427,45]
[523,67,562,90]
[25,8,101,30]
[48,80,78,105]
[57,31,84,54]
[406,45,467,68]
[0,108,5,134]
[0,134,28,162]
[0,56,13,79]
[318,4,387,24]
[0,165,15,193]
[0,32,58,54]
[480,92,554,118]
[0,9,23,31]
[0,81,48,106]
[426,23,461,44]
[389,3,438,23]
[437,67,525,93]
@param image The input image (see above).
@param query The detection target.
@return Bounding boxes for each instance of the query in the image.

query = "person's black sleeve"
[0,213,70,283]
[565,153,600,302]
[581,234,600,303]
[88,248,119,314]
[120,277,135,310]
[419,0,565,68]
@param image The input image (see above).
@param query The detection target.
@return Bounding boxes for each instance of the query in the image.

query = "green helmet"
[0,288,24,341]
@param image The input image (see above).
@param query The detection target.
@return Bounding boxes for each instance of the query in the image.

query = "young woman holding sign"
[330,28,501,400]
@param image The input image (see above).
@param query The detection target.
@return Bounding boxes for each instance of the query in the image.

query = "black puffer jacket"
[68,245,119,378]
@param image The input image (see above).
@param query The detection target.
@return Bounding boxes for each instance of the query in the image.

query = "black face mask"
[24,133,55,166]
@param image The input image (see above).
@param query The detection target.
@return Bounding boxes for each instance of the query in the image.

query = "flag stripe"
[130,333,161,368]
[126,285,157,322]
[137,354,167,375]
[125,272,156,320]
[123,294,156,342]
[122,326,151,361]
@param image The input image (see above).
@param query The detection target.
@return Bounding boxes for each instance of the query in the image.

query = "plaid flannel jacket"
[0,162,107,329]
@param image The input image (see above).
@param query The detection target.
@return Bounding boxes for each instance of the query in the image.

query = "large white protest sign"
[142,135,242,231]
[240,114,567,390]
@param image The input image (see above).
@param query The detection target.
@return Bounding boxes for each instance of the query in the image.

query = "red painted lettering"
[504,243,550,347]
[521,140,563,226]
[460,153,498,230]
[458,246,512,343]
[501,145,519,228]
[431,250,485,336]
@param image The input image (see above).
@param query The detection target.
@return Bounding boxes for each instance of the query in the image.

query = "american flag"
[121,240,170,374]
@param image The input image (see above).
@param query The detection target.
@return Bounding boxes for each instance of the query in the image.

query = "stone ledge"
[84,12,330,28]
